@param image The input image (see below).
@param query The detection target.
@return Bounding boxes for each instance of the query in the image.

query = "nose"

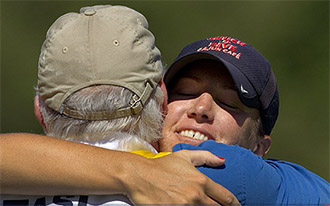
[187,93,215,123]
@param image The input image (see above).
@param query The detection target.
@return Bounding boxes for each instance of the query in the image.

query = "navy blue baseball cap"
[164,36,279,135]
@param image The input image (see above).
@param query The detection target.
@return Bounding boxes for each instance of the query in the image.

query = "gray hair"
[38,84,164,147]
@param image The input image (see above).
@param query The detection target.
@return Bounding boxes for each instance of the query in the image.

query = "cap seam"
[115,15,154,66]
[97,12,154,66]
[87,13,96,80]
[112,14,157,89]
[43,14,79,64]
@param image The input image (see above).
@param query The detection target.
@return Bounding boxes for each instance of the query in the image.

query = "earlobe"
[253,135,271,157]
[34,96,47,131]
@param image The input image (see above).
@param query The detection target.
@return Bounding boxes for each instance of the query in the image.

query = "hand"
[123,150,240,205]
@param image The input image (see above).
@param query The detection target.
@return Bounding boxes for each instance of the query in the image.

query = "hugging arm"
[174,140,330,205]
[0,133,239,205]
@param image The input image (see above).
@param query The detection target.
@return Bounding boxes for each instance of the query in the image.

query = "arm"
[173,140,330,205]
[0,133,135,196]
[0,133,239,205]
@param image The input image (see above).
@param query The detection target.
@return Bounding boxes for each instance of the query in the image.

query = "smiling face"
[159,59,263,152]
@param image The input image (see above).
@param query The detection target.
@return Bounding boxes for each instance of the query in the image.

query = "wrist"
[116,153,151,199]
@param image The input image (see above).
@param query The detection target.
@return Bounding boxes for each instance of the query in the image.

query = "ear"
[253,135,271,157]
[34,96,47,131]
[158,79,168,115]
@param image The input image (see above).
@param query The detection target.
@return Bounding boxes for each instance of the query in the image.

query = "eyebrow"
[179,74,201,83]
[223,84,236,91]
[180,72,237,92]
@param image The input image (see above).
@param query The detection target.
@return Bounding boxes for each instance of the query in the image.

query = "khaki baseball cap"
[38,5,163,120]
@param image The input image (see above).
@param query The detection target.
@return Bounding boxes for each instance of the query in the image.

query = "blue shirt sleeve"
[172,140,330,205]
[264,159,330,205]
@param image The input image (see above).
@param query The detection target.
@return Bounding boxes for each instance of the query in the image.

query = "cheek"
[216,110,240,129]
[213,111,247,144]
[163,101,186,129]
[221,117,257,148]
[161,101,187,150]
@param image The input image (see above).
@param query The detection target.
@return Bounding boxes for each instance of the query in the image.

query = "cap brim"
[165,52,257,102]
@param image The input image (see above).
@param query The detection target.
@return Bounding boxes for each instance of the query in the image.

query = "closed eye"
[175,92,200,99]
[216,100,239,110]
[168,90,201,102]
[177,92,198,97]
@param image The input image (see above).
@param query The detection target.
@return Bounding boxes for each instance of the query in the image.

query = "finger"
[198,195,221,205]
[206,178,241,205]
[180,150,225,167]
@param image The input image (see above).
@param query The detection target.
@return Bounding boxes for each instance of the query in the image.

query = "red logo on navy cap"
[197,36,246,60]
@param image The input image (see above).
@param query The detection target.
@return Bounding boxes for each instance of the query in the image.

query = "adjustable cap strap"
[60,82,155,120]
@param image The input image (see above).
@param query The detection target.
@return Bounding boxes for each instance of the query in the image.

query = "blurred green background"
[1,1,329,181]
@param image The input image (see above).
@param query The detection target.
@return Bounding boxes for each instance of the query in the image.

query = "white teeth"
[188,130,194,138]
[194,131,201,140]
[194,132,208,141]
[179,130,209,141]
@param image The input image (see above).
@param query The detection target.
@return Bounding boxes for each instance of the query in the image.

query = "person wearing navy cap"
[160,36,329,205]
[161,35,278,156]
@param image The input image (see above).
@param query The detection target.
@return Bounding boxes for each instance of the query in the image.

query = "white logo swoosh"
[240,85,248,94]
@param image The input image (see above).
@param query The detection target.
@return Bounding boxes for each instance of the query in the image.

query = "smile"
[179,130,209,141]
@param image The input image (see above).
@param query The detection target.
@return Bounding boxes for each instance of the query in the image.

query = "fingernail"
[217,156,224,160]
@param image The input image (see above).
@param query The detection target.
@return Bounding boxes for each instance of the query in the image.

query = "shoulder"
[264,159,330,204]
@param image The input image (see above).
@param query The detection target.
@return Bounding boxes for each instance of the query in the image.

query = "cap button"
[84,9,96,16]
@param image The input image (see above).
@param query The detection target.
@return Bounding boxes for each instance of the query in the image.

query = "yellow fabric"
[129,150,171,159]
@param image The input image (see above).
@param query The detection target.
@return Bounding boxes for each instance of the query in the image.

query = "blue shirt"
[173,140,330,205]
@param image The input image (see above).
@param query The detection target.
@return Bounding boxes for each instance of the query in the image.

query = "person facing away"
[0,5,238,206]
[36,5,164,153]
